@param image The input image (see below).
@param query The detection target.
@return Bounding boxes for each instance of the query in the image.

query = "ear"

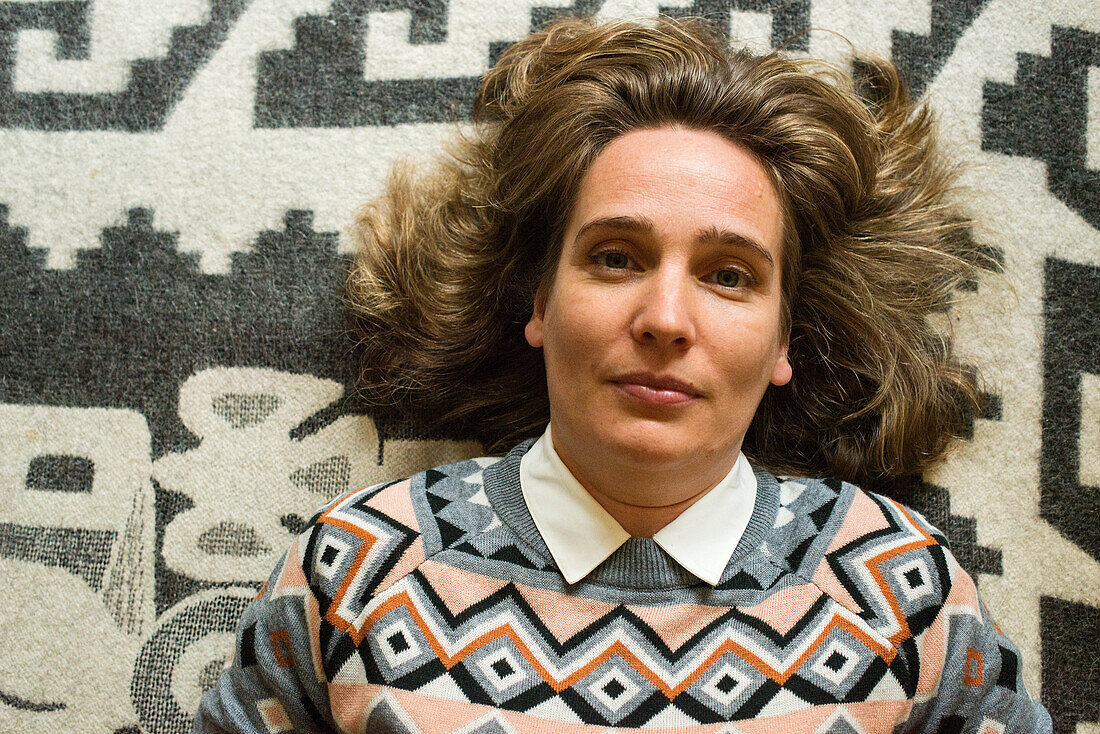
[524,288,547,348]
[770,341,792,387]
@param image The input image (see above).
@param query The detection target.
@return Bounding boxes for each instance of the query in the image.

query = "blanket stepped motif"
[3,1,1098,731]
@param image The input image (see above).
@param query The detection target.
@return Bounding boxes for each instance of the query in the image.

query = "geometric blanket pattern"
[1,1,1097,731]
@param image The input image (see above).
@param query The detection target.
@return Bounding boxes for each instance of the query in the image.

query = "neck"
[550,429,738,538]
[580,481,712,537]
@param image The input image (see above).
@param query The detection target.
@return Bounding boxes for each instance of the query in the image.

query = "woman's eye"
[714,269,747,288]
[600,251,630,269]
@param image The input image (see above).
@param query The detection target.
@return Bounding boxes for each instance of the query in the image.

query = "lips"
[610,372,703,406]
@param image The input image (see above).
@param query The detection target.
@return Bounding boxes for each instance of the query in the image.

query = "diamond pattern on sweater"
[317,564,903,726]
[305,485,419,641]
[200,444,1051,733]
[768,478,845,576]
[816,491,951,644]
[302,464,972,726]
[290,457,1041,728]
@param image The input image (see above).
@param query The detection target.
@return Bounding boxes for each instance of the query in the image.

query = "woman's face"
[525,126,791,488]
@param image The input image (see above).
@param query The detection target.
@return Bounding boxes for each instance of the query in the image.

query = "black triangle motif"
[489,545,538,569]
[436,518,465,548]
[425,469,448,489]
[785,535,815,572]
[426,492,452,513]
[810,498,837,530]
[453,541,482,556]
[721,569,764,590]
[364,697,417,734]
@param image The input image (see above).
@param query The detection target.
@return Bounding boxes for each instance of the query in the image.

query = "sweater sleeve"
[901,546,1052,733]
[193,529,339,734]
[193,477,428,733]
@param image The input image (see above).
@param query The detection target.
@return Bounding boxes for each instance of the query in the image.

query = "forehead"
[565,127,783,256]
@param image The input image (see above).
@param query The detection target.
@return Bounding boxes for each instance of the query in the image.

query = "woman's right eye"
[599,251,630,269]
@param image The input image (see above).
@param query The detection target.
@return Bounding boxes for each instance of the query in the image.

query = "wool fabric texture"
[195,440,1051,733]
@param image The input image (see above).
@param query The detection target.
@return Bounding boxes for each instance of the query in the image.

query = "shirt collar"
[519,424,757,585]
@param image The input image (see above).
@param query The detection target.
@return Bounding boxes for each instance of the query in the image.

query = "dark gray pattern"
[0,2,1095,730]
[982,26,1100,230]
[1041,257,1100,562]
[891,0,989,98]
[0,0,250,130]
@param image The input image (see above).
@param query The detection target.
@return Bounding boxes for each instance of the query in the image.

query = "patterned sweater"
[195,439,1051,733]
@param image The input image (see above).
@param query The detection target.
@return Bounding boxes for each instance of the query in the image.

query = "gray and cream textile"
[0,1,1096,732]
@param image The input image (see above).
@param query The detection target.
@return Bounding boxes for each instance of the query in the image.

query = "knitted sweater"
[195,439,1051,733]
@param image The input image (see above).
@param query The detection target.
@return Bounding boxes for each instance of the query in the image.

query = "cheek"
[541,301,616,392]
[543,309,597,371]
[713,315,786,383]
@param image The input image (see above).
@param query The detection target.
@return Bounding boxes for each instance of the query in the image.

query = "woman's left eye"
[713,269,748,288]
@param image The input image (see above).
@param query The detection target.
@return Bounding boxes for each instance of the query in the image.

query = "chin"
[601,425,699,468]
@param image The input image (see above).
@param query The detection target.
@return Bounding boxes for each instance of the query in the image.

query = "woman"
[196,16,1050,733]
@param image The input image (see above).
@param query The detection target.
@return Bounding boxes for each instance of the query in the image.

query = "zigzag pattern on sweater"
[290,458,963,726]
[319,567,917,724]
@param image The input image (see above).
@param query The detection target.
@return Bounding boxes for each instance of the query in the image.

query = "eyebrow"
[573,215,775,267]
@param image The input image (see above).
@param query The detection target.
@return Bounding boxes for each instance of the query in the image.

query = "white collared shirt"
[519,424,758,586]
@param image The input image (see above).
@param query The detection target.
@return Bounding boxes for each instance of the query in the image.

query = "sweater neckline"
[481,439,781,591]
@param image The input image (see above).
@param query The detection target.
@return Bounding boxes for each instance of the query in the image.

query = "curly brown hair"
[345,15,997,484]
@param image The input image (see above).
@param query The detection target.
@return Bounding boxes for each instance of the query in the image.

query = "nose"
[630,269,696,349]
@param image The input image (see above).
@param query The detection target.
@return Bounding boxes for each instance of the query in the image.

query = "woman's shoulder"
[760,472,952,563]
[762,471,960,643]
[296,452,521,595]
[307,452,508,541]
